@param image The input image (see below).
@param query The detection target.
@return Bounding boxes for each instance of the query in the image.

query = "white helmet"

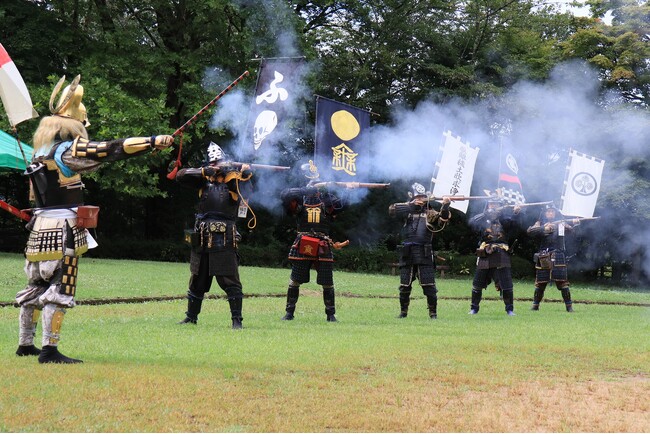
[408,182,428,199]
[207,142,224,163]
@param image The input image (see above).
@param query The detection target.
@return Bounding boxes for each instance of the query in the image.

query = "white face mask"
[207,142,224,162]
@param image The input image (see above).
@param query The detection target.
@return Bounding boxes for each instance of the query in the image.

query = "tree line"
[0,0,648,285]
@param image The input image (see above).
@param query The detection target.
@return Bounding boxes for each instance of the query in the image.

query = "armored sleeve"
[389,202,417,218]
[70,136,156,162]
[469,212,486,229]
[176,168,207,189]
[322,192,345,214]
[281,187,316,205]
[501,211,521,231]
[527,222,544,236]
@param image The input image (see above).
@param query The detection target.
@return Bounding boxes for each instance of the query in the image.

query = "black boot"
[531,287,544,311]
[324,287,337,322]
[503,289,515,316]
[282,286,300,320]
[561,288,574,312]
[398,287,410,318]
[427,295,438,319]
[16,344,41,356]
[38,345,83,364]
[230,300,244,329]
[227,293,244,329]
[179,291,203,324]
[469,288,482,314]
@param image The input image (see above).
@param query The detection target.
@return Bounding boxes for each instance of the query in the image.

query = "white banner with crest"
[560,149,604,218]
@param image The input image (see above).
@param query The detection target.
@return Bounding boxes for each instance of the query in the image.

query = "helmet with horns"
[49,75,90,126]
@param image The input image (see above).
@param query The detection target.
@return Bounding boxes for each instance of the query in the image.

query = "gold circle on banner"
[330,110,360,141]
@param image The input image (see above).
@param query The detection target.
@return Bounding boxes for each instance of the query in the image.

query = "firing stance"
[527,205,578,312]
[15,75,174,363]
[177,142,252,329]
[468,198,521,316]
[280,161,348,322]
[388,183,451,319]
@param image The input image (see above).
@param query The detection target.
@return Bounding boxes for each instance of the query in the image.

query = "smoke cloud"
[202,3,650,281]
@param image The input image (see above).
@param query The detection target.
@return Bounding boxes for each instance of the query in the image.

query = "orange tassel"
[166,132,183,179]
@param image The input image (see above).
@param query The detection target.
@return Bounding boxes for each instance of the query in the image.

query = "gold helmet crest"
[49,75,90,126]
[301,159,320,180]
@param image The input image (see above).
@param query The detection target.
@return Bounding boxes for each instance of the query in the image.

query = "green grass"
[1,252,649,432]
[2,252,648,304]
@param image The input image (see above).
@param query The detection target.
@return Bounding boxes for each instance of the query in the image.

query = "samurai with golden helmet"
[14,75,174,364]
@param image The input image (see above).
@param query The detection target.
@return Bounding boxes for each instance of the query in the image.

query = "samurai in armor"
[388,183,451,319]
[280,161,348,322]
[468,198,522,316]
[15,75,174,363]
[526,205,578,312]
[177,142,253,329]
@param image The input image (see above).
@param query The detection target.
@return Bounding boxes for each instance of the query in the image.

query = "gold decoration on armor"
[50,309,65,345]
[43,159,83,187]
[198,221,235,249]
[209,222,227,233]
[306,160,320,179]
[25,217,89,261]
[306,206,321,223]
[61,255,79,296]
[122,137,154,154]
[72,137,109,158]
[32,309,41,324]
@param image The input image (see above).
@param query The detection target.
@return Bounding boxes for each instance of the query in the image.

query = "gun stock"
[0,199,31,222]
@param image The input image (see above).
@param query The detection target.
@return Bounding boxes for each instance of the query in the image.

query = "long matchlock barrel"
[428,195,492,201]
[215,161,290,171]
[504,201,554,208]
[312,181,390,189]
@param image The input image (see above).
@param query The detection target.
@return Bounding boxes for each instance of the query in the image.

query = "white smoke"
[361,60,650,279]
[200,4,650,280]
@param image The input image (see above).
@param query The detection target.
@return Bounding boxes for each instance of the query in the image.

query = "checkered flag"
[499,187,525,205]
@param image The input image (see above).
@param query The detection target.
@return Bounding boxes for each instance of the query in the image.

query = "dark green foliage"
[83,237,190,263]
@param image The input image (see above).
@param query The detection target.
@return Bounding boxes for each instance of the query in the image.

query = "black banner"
[244,57,306,160]
[314,96,370,181]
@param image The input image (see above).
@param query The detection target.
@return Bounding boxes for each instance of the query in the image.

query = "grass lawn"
[1,252,648,432]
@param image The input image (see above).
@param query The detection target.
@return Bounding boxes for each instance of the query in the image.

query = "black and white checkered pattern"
[500,188,525,205]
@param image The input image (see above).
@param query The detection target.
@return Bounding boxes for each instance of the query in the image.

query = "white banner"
[431,130,480,214]
[0,44,38,127]
[560,149,604,218]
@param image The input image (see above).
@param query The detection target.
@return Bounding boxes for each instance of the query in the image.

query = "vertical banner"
[0,43,38,127]
[431,130,480,214]
[560,149,604,218]
[497,144,526,205]
[245,57,305,158]
[313,96,371,181]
